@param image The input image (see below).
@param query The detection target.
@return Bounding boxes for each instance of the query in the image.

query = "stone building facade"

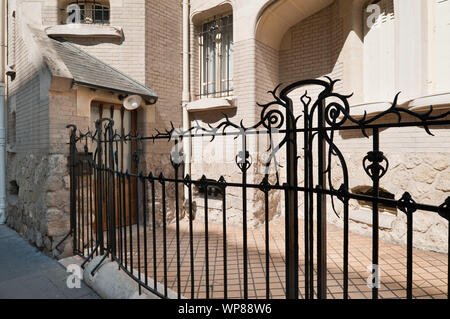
[5,0,182,256]
[184,0,450,253]
[3,0,450,257]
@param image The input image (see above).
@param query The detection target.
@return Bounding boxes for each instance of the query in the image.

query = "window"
[198,14,233,98]
[64,1,110,24]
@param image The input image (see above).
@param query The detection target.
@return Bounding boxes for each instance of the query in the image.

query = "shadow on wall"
[255,0,368,89]
[190,108,237,126]
[59,36,124,46]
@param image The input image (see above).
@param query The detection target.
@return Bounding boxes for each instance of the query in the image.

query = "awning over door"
[50,38,158,104]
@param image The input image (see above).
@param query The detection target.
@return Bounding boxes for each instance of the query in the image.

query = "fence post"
[285,98,299,299]
[95,119,105,255]
[68,125,77,254]
[317,98,327,299]
[106,121,116,257]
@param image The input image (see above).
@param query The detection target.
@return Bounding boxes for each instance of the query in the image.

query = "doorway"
[90,101,138,230]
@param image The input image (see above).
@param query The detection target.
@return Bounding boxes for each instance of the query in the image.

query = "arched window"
[363,0,395,102]
[62,1,110,25]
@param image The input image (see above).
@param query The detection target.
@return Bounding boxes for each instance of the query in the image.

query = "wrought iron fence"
[65,78,450,299]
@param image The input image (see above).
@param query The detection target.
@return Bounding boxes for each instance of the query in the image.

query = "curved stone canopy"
[45,24,123,39]
[255,0,334,50]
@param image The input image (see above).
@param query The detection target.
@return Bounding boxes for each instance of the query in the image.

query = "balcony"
[46,1,123,39]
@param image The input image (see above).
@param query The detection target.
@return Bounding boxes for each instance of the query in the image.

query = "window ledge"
[186,97,236,112]
[408,92,450,111]
[344,92,450,118]
[350,209,396,230]
[45,24,124,39]
[348,101,392,117]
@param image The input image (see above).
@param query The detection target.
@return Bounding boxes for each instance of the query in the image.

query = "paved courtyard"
[121,218,448,299]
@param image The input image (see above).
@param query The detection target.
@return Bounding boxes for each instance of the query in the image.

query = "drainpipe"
[0,0,6,224]
[182,0,191,186]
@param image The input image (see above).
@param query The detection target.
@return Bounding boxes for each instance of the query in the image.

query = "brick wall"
[47,1,147,83]
[8,12,50,153]
[279,1,343,106]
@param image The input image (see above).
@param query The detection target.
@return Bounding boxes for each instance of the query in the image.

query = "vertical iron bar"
[406,211,413,299]
[81,160,85,254]
[174,156,181,299]
[104,129,109,255]
[241,135,248,299]
[317,99,327,299]
[122,172,128,269]
[222,182,227,299]
[89,161,94,255]
[108,125,116,258]
[128,172,133,272]
[77,161,81,254]
[264,187,270,299]
[188,177,195,298]
[135,173,141,295]
[94,161,99,257]
[303,101,310,299]
[142,176,148,287]
[96,123,104,255]
[285,98,299,299]
[151,176,157,292]
[309,152,314,299]
[69,129,76,254]
[343,199,349,299]
[204,179,210,299]
[118,172,123,264]
[372,127,380,300]
[161,177,168,297]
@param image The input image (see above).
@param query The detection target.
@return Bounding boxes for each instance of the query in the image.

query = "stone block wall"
[325,151,449,254]
[6,152,72,254]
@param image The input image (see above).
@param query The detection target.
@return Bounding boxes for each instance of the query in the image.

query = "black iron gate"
[65,78,450,299]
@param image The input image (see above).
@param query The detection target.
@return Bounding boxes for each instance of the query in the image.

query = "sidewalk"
[0,225,99,299]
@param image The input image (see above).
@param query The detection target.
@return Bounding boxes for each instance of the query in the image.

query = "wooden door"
[90,102,138,232]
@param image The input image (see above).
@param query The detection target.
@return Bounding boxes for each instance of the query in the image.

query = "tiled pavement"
[122,218,448,299]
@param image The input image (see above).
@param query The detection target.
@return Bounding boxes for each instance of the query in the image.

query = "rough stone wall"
[324,151,449,254]
[6,153,71,254]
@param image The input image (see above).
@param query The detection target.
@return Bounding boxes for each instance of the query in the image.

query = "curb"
[78,255,182,299]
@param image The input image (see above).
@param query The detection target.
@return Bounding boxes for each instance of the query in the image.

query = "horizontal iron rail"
[71,118,450,144]
[79,161,449,216]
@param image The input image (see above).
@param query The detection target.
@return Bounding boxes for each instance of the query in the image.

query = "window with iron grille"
[198,14,233,98]
[63,1,110,25]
